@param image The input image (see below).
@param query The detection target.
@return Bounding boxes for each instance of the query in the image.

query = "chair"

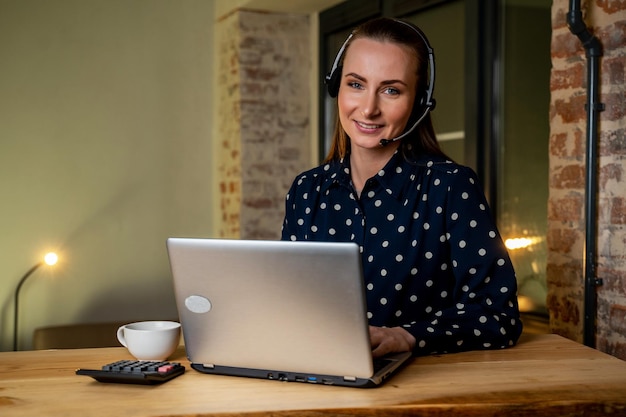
[33,321,129,350]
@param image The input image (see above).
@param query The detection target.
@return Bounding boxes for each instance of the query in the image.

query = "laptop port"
[294,375,306,382]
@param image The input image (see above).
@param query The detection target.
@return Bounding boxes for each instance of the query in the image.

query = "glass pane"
[407,1,465,164]
[498,0,551,316]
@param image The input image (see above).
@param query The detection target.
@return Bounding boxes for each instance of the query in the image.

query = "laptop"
[166,237,412,388]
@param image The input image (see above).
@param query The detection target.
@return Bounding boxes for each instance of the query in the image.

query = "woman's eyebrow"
[344,72,366,82]
[344,72,408,87]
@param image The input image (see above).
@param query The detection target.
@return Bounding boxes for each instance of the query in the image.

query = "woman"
[281,17,523,358]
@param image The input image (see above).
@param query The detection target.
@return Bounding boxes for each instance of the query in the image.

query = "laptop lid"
[166,238,411,388]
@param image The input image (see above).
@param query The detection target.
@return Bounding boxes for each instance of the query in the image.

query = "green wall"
[0,0,215,350]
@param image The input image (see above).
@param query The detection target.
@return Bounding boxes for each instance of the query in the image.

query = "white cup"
[117,321,181,361]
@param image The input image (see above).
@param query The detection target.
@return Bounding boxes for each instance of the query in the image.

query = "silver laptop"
[166,237,412,388]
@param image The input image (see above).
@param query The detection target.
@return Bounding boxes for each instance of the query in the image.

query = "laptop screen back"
[167,238,376,378]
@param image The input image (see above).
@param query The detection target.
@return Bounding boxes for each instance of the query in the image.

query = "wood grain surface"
[1,334,625,417]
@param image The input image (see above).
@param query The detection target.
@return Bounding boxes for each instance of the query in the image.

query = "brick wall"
[215,9,311,239]
[549,0,626,359]
[216,11,242,238]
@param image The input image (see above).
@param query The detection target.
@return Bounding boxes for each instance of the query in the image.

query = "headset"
[324,19,436,146]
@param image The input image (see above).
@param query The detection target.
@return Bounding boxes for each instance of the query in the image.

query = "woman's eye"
[347,81,363,89]
[383,87,400,95]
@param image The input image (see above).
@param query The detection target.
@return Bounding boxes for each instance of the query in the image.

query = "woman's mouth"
[355,120,383,132]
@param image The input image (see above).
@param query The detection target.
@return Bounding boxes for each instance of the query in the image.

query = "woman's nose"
[360,92,380,118]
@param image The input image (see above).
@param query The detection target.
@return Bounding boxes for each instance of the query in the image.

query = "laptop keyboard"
[373,357,391,372]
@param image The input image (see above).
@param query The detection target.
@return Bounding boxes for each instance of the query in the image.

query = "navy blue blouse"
[281,151,523,356]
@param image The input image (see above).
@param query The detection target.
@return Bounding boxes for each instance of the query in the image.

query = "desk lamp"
[13,252,59,351]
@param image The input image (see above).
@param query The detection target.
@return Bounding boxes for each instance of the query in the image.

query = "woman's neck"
[349,143,399,196]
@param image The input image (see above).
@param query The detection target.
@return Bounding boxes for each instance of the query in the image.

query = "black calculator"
[76,360,185,384]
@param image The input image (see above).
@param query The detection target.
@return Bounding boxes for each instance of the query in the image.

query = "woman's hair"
[324,17,448,163]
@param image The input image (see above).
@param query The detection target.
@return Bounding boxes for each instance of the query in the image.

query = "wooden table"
[1,334,625,417]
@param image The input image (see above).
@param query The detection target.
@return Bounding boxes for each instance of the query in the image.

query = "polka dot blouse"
[281,151,523,356]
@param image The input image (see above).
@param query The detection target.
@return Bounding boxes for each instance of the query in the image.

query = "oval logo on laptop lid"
[185,295,212,314]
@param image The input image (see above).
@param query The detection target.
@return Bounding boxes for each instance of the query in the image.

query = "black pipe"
[566,0,604,348]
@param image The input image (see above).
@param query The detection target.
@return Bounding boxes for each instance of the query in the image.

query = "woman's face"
[338,37,418,151]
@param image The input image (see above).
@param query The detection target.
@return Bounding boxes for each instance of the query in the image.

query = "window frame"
[318,0,500,211]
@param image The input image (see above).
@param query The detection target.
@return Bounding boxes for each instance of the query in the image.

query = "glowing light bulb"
[44,252,58,266]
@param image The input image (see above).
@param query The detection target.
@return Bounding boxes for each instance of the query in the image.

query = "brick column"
[215,9,311,239]
[548,0,626,359]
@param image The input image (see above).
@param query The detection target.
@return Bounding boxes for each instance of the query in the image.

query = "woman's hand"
[369,326,416,358]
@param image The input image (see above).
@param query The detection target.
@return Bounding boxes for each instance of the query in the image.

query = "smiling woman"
[282,17,523,359]
[337,37,418,190]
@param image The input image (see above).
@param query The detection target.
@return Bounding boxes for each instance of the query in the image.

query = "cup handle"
[116,325,128,347]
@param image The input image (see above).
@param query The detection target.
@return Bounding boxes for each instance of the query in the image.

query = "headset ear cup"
[326,65,342,98]
[416,92,428,117]
[408,91,431,127]
[418,91,435,111]
[428,97,436,111]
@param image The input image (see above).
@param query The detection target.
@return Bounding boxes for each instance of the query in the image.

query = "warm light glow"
[517,295,534,312]
[44,252,58,266]
[505,238,532,250]
[505,237,542,250]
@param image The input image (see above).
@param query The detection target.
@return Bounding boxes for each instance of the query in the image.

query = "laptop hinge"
[343,376,357,382]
